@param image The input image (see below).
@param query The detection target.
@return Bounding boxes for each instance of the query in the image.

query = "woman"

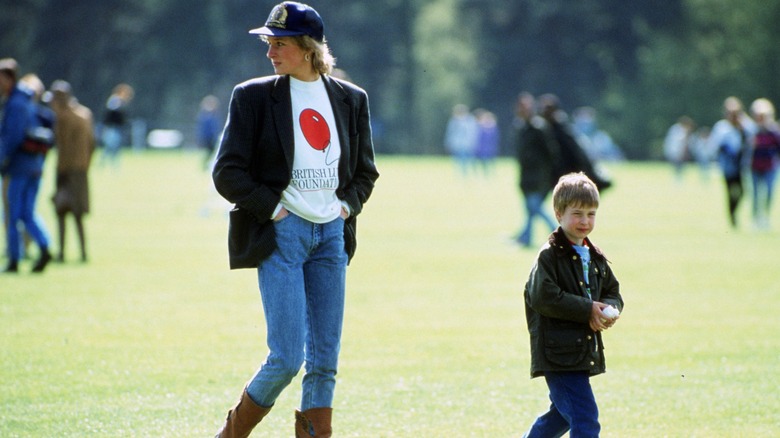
[749,98,780,229]
[211,2,379,437]
[49,80,95,263]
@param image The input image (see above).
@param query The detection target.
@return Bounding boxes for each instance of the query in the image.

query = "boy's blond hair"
[553,172,600,214]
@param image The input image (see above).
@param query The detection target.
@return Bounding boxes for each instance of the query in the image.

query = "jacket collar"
[268,74,348,104]
[548,227,607,261]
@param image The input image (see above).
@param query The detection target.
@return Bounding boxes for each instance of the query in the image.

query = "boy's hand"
[589,301,618,332]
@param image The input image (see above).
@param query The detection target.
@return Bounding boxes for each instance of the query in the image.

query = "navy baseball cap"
[249,2,324,43]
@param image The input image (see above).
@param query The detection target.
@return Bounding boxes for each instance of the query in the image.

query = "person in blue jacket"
[0,59,53,273]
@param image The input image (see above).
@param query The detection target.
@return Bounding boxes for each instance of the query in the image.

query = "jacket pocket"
[228,207,275,269]
[543,328,589,367]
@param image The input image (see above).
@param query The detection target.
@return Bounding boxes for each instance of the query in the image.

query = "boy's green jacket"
[524,228,624,378]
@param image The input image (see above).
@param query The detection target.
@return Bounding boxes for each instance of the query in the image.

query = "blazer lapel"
[323,76,351,181]
[271,75,294,171]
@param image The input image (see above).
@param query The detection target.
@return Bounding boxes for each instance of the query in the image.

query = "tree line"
[2,0,779,159]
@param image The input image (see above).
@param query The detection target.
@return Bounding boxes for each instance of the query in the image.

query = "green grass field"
[2,152,779,437]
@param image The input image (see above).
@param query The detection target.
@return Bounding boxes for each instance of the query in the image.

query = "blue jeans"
[6,174,50,261]
[246,213,347,411]
[518,191,557,246]
[100,126,122,166]
[751,168,777,220]
[524,372,600,438]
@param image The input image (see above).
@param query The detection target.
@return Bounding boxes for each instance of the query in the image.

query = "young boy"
[522,172,623,437]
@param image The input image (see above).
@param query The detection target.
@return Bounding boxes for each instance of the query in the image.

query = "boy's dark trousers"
[524,371,600,438]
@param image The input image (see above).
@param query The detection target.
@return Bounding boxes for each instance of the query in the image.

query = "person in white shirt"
[212,3,379,437]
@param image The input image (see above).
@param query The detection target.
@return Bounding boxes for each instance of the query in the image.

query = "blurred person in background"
[663,116,695,181]
[100,83,133,167]
[539,93,612,191]
[17,73,56,260]
[572,106,624,162]
[474,108,500,175]
[444,103,478,176]
[688,125,713,181]
[211,2,379,437]
[707,96,756,228]
[49,80,95,262]
[197,94,222,170]
[514,92,558,248]
[0,59,53,273]
[748,98,780,230]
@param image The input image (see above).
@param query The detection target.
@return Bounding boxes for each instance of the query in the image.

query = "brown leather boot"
[295,408,333,437]
[215,388,271,438]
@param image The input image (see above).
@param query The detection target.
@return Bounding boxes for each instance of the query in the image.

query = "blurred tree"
[308,0,420,154]
[1,0,778,158]
[608,0,780,158]
[413,0,481,154]
[30,0,158,118]
[0,0,45,60]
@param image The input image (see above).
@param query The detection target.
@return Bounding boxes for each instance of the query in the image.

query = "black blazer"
[213,74,379,269]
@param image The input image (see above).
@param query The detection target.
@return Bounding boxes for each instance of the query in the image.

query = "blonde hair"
[19,73,45,99]
[553,172,600,214]
[297,35,335,75]
[750,98,775,121]
[723,96,743,114]
[112,83,134,101]
[261,35,336,75]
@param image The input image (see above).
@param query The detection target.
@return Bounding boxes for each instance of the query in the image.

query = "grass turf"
[1,152,779,436]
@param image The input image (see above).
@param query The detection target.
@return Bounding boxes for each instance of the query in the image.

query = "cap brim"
[248,26,305,37]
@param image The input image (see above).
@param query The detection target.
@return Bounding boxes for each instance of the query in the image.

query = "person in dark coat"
[522,172,623,437]
[515,92,558,247]
[539,94,612,191]
[211,2,379,437]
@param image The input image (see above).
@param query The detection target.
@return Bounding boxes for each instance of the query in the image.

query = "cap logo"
[266,3,289,29]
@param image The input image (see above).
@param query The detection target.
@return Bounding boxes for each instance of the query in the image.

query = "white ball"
[602,306,620,319]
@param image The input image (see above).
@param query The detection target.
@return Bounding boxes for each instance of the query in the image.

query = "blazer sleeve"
[212,83,281,222]
[340,87,379,216]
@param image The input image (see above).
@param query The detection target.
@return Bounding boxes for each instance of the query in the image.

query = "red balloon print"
[300,108,331,152]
